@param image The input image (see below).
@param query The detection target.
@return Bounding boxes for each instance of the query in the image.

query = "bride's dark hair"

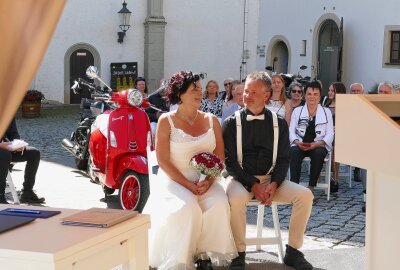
[163,71,206,105]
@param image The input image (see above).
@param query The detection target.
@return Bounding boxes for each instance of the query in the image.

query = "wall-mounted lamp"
[256,45,266,57]
[117,1,132,43]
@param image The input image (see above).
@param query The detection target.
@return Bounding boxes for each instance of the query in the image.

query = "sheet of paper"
[8,139,28,151]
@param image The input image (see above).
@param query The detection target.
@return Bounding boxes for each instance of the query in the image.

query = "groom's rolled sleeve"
[222,117,258,192]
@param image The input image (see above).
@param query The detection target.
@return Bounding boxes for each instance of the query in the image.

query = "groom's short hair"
[245,71,272,92]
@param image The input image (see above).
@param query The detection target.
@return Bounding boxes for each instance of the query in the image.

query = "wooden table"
[0,205,150,270]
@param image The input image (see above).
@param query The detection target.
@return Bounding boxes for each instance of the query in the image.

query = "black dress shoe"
[354,168,362,182]
[229,252,245,270]
[330,179,339,193]
[195,258,213,270]
[284,245,313,270]
[20,190,45,204]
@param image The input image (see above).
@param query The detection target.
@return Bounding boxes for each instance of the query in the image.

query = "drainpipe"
[240,0,249,82]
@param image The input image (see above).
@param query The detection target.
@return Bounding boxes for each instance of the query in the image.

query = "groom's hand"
[263,182,278,205]
[251,183,268,203]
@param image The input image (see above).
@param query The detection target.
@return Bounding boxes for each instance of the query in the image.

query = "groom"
[222,71,314,270]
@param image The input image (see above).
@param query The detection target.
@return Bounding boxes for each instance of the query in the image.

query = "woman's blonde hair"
[271,74,286,102]
[205,80,220,98]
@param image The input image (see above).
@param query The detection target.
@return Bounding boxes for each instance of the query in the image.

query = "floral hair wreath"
[167,71,207,93]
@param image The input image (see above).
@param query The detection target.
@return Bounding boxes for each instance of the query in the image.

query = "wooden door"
[70,49,94,104]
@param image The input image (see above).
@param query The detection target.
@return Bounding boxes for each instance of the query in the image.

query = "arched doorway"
[270,41,289,74]
[64,43,100,104]
[317,19,340,96]
[69,49,94,104]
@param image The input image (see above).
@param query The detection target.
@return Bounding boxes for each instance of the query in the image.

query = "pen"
[7,209,41,214]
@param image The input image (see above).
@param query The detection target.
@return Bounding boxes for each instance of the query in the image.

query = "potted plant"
[21,89,45,118]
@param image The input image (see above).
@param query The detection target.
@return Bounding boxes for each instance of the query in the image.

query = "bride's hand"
[196,180,212,195]
[186,181,199,195]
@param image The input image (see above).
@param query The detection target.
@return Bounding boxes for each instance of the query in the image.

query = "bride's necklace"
[176,110,199,126]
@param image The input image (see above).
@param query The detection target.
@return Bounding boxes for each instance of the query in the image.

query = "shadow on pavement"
[100,194,123,210]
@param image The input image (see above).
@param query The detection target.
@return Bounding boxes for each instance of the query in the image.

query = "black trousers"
[290,146,328,187]
[0,146,40,194]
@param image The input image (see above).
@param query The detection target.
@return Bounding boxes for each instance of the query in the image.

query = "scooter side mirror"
[86,66,99,80]
[265,66,273,71]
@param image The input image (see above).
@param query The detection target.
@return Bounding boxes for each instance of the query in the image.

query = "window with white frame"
[383,26,400,67]
[390,31,400,64]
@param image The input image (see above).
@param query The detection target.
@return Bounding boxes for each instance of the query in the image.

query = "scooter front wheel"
[119,171,149,212]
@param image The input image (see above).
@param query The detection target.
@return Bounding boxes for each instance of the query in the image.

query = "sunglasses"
[291,90,303,94]
[224,83,231,87]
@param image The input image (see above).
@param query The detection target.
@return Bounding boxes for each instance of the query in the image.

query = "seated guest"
[323,82,347,192]
[145,80,169,139]
[289,82,305,109]
[266,74,292,124]
[200,80,224,118]
[221,84,244,122]
[222,80,241,109]
[220,77,234,102]
[378,82,394,94]
[349,82,365,182]
[0,118,45,204]
[289,81,334,192]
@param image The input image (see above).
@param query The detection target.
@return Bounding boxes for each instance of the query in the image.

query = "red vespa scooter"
[86,66,152,211]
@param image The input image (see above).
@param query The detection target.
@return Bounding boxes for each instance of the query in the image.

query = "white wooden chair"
[347,165,353,188]
[6,166,20,204]
[245,201,284,262]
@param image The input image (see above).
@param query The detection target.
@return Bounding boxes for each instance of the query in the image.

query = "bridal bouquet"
[190,152,225,182]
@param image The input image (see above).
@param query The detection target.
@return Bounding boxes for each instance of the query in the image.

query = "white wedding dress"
[143,113,237,270]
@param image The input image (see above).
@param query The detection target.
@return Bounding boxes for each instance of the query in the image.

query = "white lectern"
[336,94,400,270]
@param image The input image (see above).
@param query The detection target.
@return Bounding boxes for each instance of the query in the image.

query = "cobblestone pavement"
[13,105,365,268]
[15,105,81,160]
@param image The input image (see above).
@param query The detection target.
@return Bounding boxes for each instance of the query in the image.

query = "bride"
[143,71,237,269]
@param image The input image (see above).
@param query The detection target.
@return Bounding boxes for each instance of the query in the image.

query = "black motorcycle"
[62,78,113,170]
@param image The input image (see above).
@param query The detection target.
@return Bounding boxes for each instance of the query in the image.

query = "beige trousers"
[226,176,314,252]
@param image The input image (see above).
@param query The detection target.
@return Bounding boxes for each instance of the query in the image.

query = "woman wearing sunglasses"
[289,81,305,109]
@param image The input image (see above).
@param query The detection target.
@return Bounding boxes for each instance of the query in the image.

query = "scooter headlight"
[127,89,143,107]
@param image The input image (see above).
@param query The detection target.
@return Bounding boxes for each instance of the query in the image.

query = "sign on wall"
[110,62,138,91]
